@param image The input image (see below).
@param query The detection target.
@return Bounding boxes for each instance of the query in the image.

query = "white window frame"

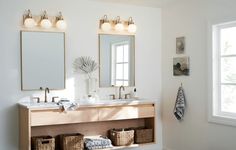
[208,20,236,126]
[111,41,130,86]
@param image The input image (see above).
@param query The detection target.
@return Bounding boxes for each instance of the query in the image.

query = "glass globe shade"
[128,24,137,33]
[56,20,67,30]
[24,18,36,28]
[115,23,124,32]
[40,19,52,29]
[101,22,111,31]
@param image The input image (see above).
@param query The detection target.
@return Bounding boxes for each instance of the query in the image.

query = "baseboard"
[163,146,174,150]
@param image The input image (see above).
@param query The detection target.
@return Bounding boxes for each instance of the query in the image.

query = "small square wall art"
[173,56,189,76]
[176,36,185,54]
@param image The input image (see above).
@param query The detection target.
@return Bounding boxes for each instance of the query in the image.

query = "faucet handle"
[109,94,116,100]
[52,96,59,102]
[32,97,40,103]
[125,93,131,99]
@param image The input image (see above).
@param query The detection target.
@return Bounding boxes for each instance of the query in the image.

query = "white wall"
[0,0,162,149]
[162,0,236,150]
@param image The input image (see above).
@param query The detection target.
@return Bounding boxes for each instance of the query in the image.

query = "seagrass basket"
[60,133,84,150]
[31,136,55,150]
[109,128,134,146]
[134,127,153,144]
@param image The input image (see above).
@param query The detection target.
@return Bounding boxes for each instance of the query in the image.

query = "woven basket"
[109,128,134,146]
[134,127,153,144]
[31,136,55,150]
[60,133,84,150]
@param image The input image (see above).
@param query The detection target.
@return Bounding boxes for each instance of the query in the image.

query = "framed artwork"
[173,56,189,76]
[176,37,185,54]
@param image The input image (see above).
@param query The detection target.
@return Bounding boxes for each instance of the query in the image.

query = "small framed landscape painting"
[176,37,185,54]
[173,56,189,76]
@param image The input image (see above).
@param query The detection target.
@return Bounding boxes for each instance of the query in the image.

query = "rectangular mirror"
[21,31,65,90]
[99,34,135,87]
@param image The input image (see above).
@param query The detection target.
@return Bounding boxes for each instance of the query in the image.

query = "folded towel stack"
[84,137,113,150]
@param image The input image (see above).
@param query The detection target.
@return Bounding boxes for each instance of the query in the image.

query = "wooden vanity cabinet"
[19,103,156,150]
[98,105,155,121]
[31,108,99,126]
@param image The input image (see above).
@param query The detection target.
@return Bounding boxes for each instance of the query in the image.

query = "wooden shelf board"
[95,142,156,150]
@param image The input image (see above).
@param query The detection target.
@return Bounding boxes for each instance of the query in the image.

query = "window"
[209,21,236,126]
[111,41,130,86]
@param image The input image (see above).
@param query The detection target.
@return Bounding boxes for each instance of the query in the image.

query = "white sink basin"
[19,102,60,108]
[93,99,140,105]
[78,99,138,105]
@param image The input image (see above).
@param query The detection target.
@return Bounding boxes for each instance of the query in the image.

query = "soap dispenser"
[132,88,138,99]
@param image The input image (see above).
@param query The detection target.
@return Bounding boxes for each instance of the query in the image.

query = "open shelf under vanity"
[19,102,156,150]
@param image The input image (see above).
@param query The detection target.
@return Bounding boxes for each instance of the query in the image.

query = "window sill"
[208,114,236,127]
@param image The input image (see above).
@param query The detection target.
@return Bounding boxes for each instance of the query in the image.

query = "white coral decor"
[73,56,98,78]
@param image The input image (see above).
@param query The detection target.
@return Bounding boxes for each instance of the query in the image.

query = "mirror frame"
[20,30,66,91]
[98,33,136,88]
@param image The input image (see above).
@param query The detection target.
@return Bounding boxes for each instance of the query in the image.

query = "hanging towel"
[173,86,186,120]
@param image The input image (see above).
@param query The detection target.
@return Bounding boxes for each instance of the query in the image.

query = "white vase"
[87,77,97,95]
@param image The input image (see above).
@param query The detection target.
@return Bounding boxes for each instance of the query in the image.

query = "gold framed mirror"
[21,31,65,90]
[99,34,135,87]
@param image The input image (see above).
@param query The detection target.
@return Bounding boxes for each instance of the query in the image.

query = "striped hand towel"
[173,86,186,120]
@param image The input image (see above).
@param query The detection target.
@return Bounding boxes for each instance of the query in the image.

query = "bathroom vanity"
[19,100,156,150]
[19,30,156,150]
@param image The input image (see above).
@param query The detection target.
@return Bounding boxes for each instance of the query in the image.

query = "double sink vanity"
[19,23,156,149]
[19,99,156,150]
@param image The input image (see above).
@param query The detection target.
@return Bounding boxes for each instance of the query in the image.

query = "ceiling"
[89,0,177,8]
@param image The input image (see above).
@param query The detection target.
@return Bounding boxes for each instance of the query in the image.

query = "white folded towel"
[173,86,186,120]
[57,100,78,111]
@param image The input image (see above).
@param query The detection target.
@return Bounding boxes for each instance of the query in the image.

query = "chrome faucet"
[44,87,50,103]
[118,85,125,99]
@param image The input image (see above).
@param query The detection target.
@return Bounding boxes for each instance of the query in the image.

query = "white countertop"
[18,98,157,110]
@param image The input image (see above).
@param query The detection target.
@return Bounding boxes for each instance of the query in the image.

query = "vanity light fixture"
[23,9,36,28]
[22,9,67,30]
[114,16,124,32]
[56,12,67,30]
[99,15,137,34]
[128,17,137,33]
[40,11,52,29]
[101,15,111,32]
